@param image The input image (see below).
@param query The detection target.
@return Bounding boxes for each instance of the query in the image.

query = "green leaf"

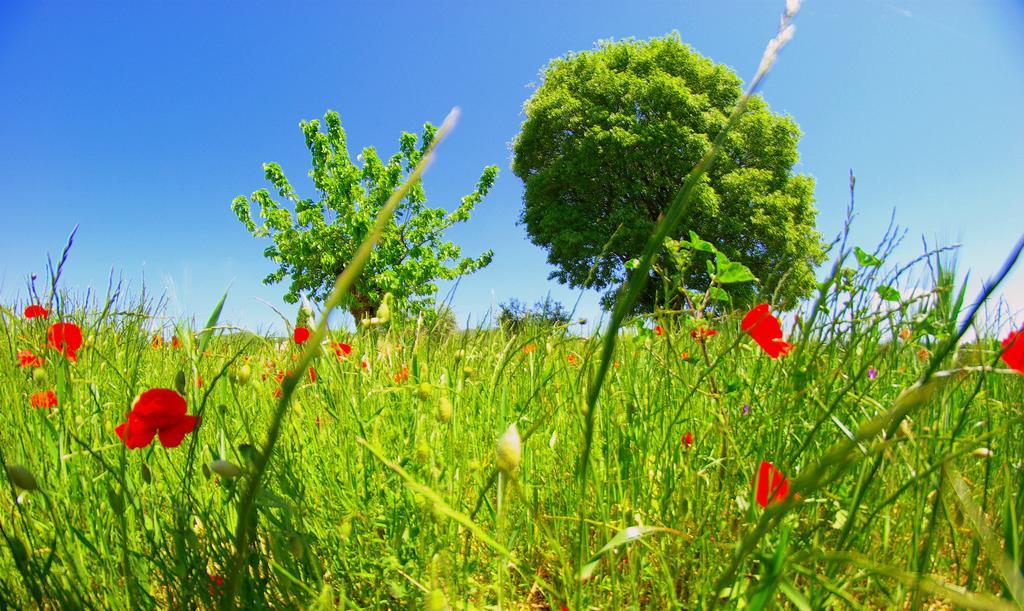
[688,230,717,253]
[715,253,757,284]
[854,246,882,268]
[197,287,230,356]
[708,287,730,302]
[876,285,901,302]
[779,581,812,611]
[624,258,640,270]
[579,526,674,579]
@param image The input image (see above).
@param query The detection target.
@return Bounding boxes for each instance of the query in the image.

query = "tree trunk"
[348,284,377,323]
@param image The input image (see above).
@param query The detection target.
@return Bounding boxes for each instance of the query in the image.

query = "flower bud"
[376,294,392,324]
[230,364,251,386]
[971,447,993,459]
[496,423,521,474]
[5,464,39,491]
[32,367,48,385]
[209,459,242,478]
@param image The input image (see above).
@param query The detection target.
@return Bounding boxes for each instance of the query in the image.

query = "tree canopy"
[511,34,825,311]
[232,111,497,321]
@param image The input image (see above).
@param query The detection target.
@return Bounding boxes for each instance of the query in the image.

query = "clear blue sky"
[2,0,1022,333]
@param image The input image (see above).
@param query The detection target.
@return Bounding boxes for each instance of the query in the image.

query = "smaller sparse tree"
[498,296,571,332]
[232,110,497,321]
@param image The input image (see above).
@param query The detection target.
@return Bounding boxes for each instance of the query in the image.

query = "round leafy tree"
[512,34,825,310]
[232,111,497,321]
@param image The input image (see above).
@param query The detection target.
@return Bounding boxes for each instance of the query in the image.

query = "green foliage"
[659,231,758,309]
[511,34,825,310]
[497,296,571,332]
[232,111,497,320]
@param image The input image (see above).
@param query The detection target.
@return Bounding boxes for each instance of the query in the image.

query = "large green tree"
[232,111,496,321]
[512,34,824,310]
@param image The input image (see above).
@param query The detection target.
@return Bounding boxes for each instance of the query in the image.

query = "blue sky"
[1,0,1022,333]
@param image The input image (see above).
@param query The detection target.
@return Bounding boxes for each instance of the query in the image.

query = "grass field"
[2,224,1023,609]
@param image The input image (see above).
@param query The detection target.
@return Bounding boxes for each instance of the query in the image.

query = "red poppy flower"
[393,365,409,383]
[209,573,224,597]
[690,327,718,342]
[24,304,49,319]
[47,322,83,362]
[18,349,43,368]
[171,335,182,349]
[741,304,792,359]
[294,326,311,345]
[755,461,790,508]
[308,366,317,383]
[654,325,664,337]
[567,353,578,366]
[523,343,537,354]
[332,342,352,358]
[30,389,58,408]
[273,387,282,398]
[1001,328,1024,374]
[114,388,197,449]
[361,357,369,370]
[682,431,694,448]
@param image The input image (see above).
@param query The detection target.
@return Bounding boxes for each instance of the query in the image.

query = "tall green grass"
[3,2,1024,607]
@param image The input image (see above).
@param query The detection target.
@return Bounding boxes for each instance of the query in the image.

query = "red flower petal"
[682,431,694,448]
[741,305,792,359]
[18,349,43,368]
[1001,328,1024,374]
[690,327,718,341]
[294,327,311,344]
[131,389,188,429]
[24,304,49,319]
[755,461,790,508]
[157,415,198,448]
[332,342,352,357]
[30,389,58,408]
[116,415,157,449]
[47,322,83,362]
[655,325,664,337]
[308,366,317,383]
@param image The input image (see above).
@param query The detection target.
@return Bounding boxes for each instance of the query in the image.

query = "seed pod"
[971,447,993,459]
[415,441,430,463]
[210,459,242,478]
[496,424,521,474]
[436,396,453,423]
[339,517,352,541]
[4,464,38,491]
[32,367,48,385]
[417,382,433,400]
[425,588,447,611]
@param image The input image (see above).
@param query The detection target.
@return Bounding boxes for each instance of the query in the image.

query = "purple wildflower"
[867,368,878,381]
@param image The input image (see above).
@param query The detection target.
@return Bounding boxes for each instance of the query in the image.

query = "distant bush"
[497,296,571,332]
